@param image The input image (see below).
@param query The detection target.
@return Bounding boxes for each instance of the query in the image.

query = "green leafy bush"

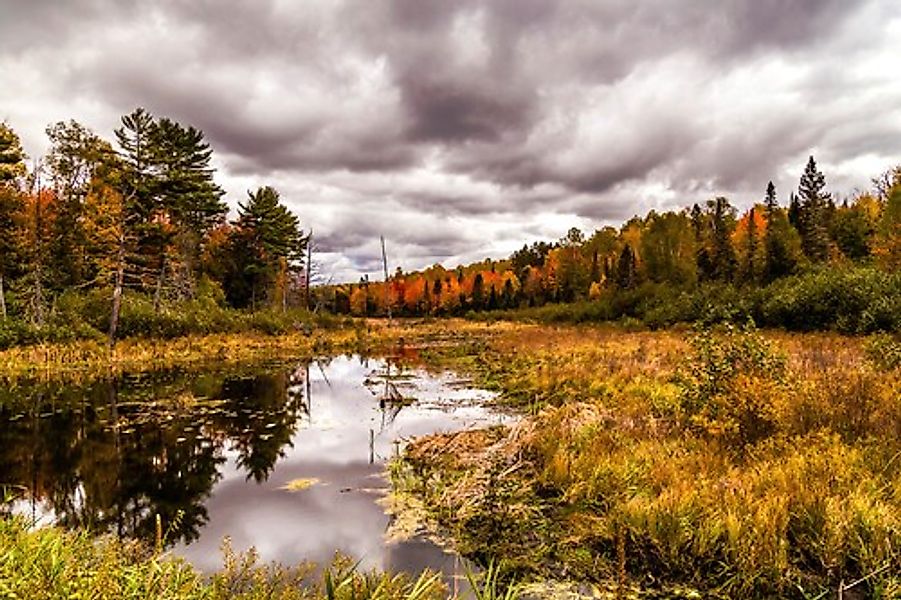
[676,324,787,445]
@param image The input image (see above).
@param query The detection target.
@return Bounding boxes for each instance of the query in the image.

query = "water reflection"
[0,355,507,579]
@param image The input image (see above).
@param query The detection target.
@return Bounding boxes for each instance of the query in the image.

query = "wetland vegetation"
[1,320,899,598]
[1,89,900,600]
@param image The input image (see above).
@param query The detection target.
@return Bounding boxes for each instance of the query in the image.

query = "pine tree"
[765,181,777,213]
[0,123,27,183]
[224,186,306,309]
[763,182,796,281]
[788,192,801,230]
[798,155,831,262]
[710,197,737,281]
[0,123,26,319]
[743,207,758,283]
[615,244,637,289]
[151,117,226,298]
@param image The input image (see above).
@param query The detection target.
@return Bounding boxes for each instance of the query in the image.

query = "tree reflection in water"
[0,364,309,547]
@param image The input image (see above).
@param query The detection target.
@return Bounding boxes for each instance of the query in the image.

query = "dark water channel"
[0,355,510,585]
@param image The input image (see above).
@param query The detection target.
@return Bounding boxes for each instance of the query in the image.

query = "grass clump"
[0,517,450,600]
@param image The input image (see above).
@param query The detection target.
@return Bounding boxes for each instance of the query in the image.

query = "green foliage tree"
[710,196,737,281]
[114,108,227,303]
[0,123,26,319]
[641,211,696,285]
[614,244,637,289]
[831,201,874,261]
[0,123,27,183]
[763,182,798,282]
[223,186,306,309]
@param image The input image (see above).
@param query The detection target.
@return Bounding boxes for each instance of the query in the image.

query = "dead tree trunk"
[153,255,165,313]
[0,274,6,319]
[381,235,391,322]
[305,231,312,311]
[108,232,126,349]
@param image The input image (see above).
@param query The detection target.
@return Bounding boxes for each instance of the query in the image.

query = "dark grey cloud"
[0,0,898,281]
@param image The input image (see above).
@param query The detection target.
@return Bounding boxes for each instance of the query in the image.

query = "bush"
[467,266,900,334]
[757,267,901,333]
[865,333,901,371]
[676,323,787,446]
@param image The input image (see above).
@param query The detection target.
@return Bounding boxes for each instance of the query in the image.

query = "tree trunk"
[108,233,126,349]
[0,274,5,319]
[305,233,312,311]
[153,255,165,313]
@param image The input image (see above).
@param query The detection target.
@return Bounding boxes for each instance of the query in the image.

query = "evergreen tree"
[691,203,713,281]
[151,117,226,235]
[0,123,26,319]
[0,123,27,183]
[743,207,758,283]
[150,117,226,297]
[763,182,796,281]
[788,192,801,229]
[765,181,777,212]
[471,272,485,309]
[501,278,515,308]
[615,244,637,289]
[798,155,831,262]
[710,196,737,281]
[223,186,306,308]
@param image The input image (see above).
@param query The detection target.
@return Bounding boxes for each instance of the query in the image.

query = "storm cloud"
[1,0,899,281]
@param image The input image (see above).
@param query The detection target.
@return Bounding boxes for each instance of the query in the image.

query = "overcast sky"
[1,1,899,282]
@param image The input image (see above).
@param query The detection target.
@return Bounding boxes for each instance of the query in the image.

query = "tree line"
[0,113,307,345]
[322,157,900,323]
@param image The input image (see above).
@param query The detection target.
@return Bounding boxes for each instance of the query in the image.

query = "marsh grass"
[0,517,453,600]
[396,322,901,598]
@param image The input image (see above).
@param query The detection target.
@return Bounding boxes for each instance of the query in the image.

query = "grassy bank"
[395,323,901,598]
[0,318,518,382]
[0,516,449,600]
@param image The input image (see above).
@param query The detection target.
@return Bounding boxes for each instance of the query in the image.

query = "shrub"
[676,323,787,446]
[865,333,901,371]
[757,267,901,333]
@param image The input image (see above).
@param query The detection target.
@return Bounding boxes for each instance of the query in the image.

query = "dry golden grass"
[396,321,901,599]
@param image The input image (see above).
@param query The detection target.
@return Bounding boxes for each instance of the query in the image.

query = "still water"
[0,355,510,581]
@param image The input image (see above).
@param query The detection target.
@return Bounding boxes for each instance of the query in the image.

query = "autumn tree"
[45,120,114,288]
[874,179,901,269]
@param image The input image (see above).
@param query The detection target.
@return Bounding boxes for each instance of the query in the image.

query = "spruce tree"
[0,123,27,183]
[710,197,737,281]
[615,244,637,289]
[0,123,26,319]
[798,155,831,262]
[225,186,306,308]
[788,192,801,230]
[763,182,795,281]
[744,207,758,283]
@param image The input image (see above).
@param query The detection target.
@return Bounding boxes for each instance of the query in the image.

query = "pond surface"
[0,355,510,584]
